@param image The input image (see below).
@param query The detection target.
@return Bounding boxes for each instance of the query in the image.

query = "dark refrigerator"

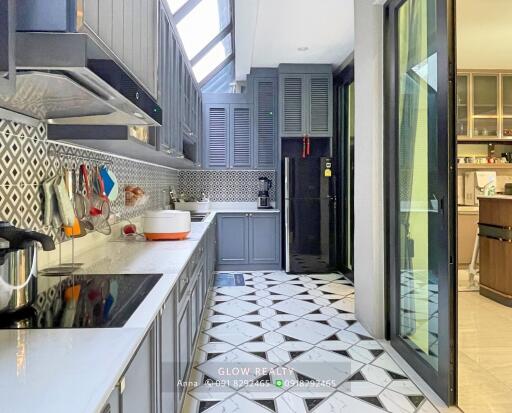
[284,156,336,273]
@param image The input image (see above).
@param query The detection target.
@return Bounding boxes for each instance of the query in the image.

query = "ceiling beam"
[174,0,202,23]
[199,53,235,88]
[190,24,232,66]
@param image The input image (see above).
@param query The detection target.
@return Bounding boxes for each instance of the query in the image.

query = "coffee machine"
[257,177,272,209]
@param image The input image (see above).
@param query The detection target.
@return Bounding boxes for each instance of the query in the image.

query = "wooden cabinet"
[120,322,159,413]
[217,213,281,269]
[279,70,333,138]
[457,74,469,137]
[457,210,478,265]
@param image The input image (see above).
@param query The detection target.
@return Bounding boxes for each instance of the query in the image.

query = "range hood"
[0,32,162,126]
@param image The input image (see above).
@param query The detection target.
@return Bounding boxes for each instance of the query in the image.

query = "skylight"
[167,0,188,14]
[193,33,232,82]
[176,0,230,60]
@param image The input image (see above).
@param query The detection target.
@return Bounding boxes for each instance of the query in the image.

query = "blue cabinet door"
[230,104,253,168]
[254,78,277,169]
[204,104,230,169]
[217,214,249,265]
[307,74,333,137]
[249,213,280,265]
[279,74,307,137]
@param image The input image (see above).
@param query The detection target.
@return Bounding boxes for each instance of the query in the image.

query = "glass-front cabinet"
[502,75,512,137]
[472,74,498,138]
[457,74,469,137]
[457,72,512,140]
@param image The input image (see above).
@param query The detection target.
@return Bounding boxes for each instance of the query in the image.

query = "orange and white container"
[142,210,191,241]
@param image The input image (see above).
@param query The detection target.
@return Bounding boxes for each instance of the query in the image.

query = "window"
[192,33,232,82]
[167,0,188,14]
[176,0,230,60]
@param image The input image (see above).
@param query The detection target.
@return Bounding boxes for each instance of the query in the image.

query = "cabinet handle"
[118,377,126,394]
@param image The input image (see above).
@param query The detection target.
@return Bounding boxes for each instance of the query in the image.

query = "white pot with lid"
[142,210,191,241]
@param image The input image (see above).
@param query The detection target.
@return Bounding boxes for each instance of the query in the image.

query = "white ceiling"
[234,0,354,80]
[457,0,512,69]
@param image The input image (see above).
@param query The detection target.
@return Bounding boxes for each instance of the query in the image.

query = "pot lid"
[143,210,191,218]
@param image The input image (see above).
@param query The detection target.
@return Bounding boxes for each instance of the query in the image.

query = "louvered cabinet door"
[279,74,307,137]
[230,104,253,169]
[254,78,277,169]
[308,74,333,137]
[205,104,229,169]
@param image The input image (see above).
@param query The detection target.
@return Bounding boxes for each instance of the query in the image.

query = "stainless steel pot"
[0,240,37,313]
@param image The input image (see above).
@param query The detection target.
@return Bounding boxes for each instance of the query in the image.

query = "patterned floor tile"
[181,272,439,413]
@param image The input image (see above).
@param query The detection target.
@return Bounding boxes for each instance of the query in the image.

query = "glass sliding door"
[385,0,456,404]
[334,64,355,279]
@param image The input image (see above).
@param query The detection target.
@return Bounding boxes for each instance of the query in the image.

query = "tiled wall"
[0,119,178,242]
[178,170,277,202]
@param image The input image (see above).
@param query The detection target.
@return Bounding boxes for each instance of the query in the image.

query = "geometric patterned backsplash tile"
[178,170,277,202]
[0,119,178,243]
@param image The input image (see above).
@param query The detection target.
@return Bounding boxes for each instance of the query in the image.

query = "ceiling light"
[297,46,309,52]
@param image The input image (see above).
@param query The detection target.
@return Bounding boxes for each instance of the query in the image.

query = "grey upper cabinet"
[82,0,157,97]
[254,78,278,169]
[280,75,306,137]
[205,104,230,169]
[279,69,333,138]
[308,74,333,137]
[0,0,16,97]
[230,104,253,168]
[217,214,249,265]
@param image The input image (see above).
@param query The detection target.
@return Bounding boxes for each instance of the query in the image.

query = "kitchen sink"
[190,212,210,222]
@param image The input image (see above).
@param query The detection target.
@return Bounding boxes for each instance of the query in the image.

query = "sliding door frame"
[334,62,355,280]
[384,0,457,405]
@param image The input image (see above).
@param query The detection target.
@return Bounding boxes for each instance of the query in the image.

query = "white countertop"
[0,220,214,413]
[208,202,280,213]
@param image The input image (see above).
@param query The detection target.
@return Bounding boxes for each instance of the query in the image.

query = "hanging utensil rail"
[47,145,114,166]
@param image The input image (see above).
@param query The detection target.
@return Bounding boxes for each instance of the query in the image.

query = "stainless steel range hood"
[0,32,162,126]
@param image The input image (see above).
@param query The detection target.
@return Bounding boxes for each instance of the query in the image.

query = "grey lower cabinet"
[217,213,281,270]
[177,293,192,407]
[120,322,159,413]
[249,213,280,264]
[217,214,250,265]
[102,387,120,413]
[161,289,177,413]
[101,225,217,413]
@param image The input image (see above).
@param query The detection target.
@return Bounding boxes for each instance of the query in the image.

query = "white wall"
[457,0,512,70]
[353,0,386,338]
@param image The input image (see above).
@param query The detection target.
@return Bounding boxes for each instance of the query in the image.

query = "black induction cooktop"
[0,273,162,329]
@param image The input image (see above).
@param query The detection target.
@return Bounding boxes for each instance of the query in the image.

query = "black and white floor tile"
[181,272,439,413]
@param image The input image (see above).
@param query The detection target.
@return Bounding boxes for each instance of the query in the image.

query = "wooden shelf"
[458,163,512,169]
